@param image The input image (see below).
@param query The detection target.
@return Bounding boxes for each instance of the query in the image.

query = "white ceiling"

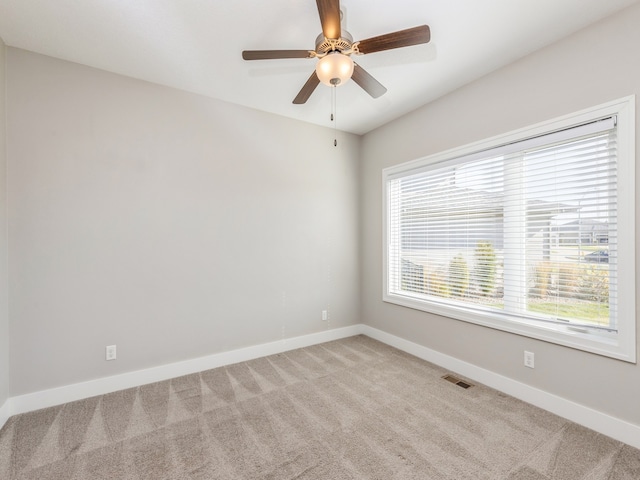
[0,0,638,135]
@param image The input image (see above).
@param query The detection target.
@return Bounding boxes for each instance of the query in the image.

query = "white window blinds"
[387,117,618,333]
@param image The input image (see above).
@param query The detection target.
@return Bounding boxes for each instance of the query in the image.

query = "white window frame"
[382,97,636,362]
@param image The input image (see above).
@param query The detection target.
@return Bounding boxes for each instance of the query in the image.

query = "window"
[383,97,636,362]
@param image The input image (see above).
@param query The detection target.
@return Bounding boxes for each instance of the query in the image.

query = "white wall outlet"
[106,345,117,361]
[321,310,328,321]
[524,350,535,368]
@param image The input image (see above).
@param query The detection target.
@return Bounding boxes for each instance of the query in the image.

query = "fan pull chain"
[332,86,337,147]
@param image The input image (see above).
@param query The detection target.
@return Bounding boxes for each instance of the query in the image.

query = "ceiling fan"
[242,0,431,104]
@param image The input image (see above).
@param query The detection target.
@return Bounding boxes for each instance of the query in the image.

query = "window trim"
[382,96,636,363]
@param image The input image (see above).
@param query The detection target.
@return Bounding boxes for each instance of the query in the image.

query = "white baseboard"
[7,325,362,420]
[361,325,640,450]
[0,398,10,431]
[3,323,639,451]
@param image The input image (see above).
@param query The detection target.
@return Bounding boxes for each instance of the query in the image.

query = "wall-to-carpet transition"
[0,335,638,479]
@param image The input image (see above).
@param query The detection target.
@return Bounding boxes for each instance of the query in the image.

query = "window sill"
[383,292,636,363]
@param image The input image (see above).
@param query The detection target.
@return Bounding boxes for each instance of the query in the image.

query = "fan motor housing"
[315,31,353,55]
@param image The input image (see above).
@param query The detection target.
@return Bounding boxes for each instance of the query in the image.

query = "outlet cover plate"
[106,345,117,361]
[524,350,535,368]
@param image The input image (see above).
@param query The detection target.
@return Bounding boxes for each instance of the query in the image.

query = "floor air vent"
[442,374,473,389]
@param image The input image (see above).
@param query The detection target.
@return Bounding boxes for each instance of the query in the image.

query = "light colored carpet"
[0,335,639,479]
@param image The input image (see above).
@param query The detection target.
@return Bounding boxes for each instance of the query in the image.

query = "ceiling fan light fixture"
[315,52,354,87]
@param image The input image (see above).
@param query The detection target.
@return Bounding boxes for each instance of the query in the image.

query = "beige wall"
[0,38,8,408]
[360,3,640,424]
[6,48,361,396]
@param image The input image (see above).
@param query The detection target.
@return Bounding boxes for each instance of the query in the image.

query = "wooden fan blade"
[316,0,341,39]
[242,50,313,60]
[356,25,431,55]
[351,64,387,99]
[293,71,321,104]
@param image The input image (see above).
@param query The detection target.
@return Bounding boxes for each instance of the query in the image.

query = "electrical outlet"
[524,350,535,369]
[322,310,328,321]
[106,345,117,361]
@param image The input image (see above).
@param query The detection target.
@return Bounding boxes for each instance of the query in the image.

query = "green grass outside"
[466,300,609,327]
[527,301,609,326]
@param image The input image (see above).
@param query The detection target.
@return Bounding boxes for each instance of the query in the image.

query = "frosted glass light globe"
[315,52,354,87]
